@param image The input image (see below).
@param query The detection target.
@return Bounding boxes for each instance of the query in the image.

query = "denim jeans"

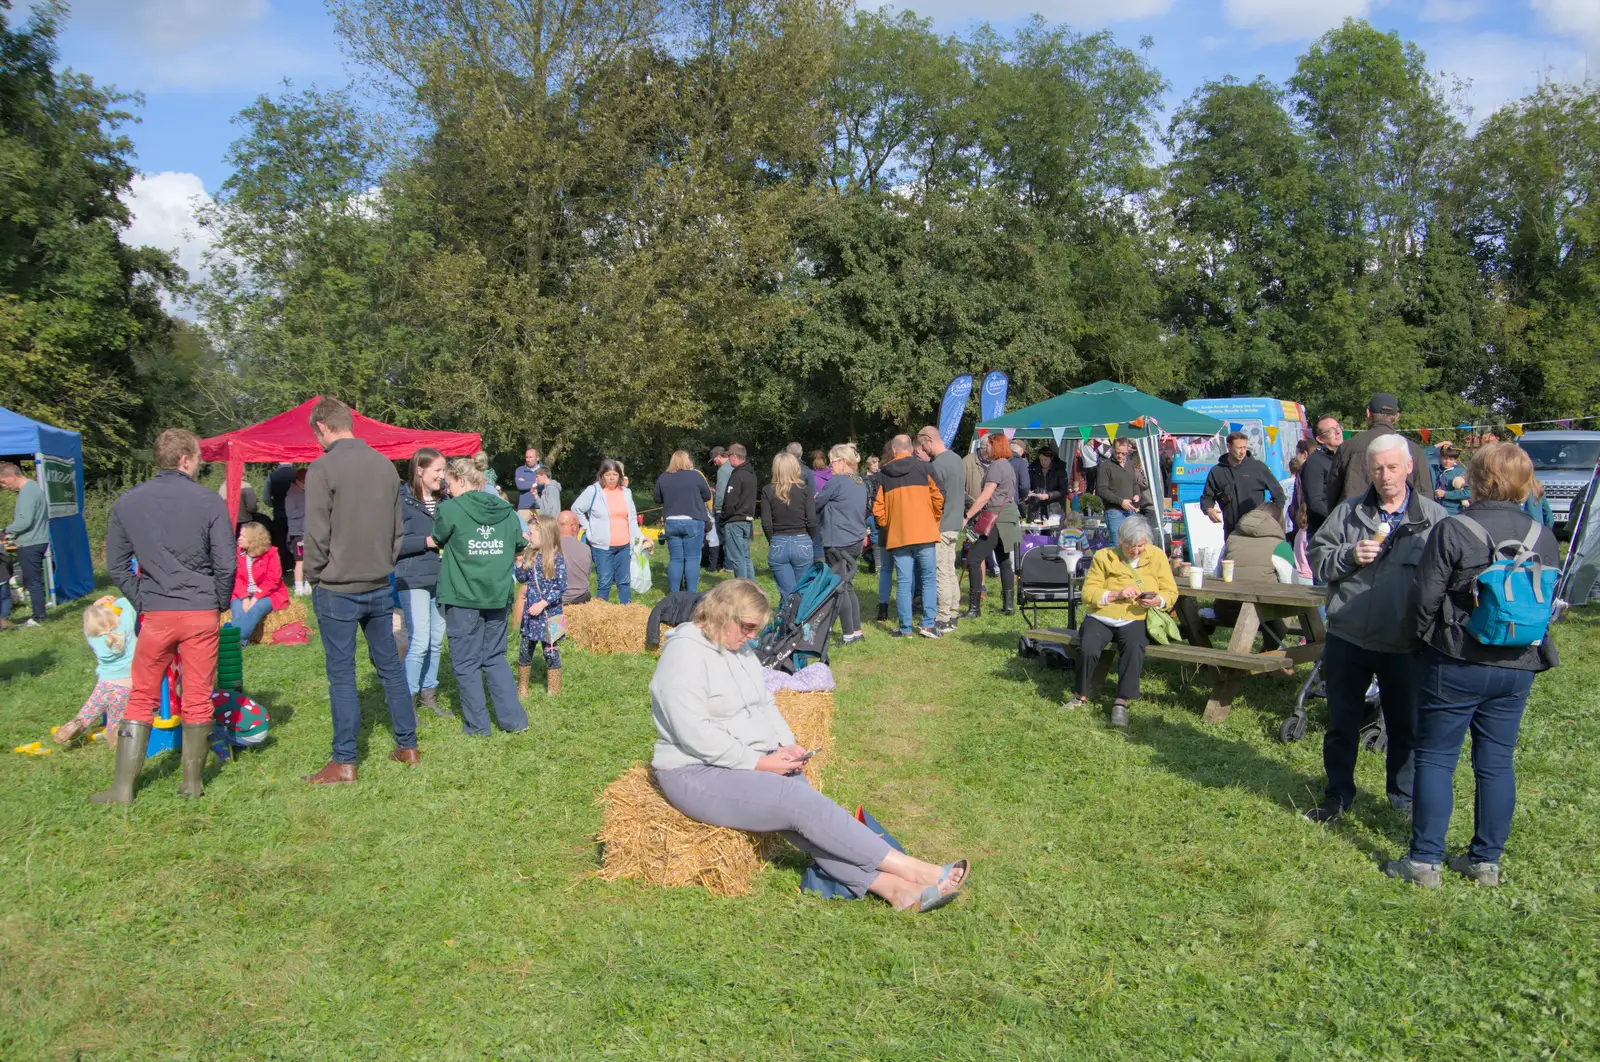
[664,519,704,593]
[1320,634,1418,809]
[876,542,893,605]
[723,521,755,580]
[312,585,418,763]
[768,534,813,601]
[811,529,825,564]
[591,543,632,603]
[1409,647,1535,865]
[16,542,45,621]
[890,543,936,633]
[0,581,11,619]
[443,604,527,736]
[230,597,275,643]
[1105,508,1126,542]
[399,587,446,694]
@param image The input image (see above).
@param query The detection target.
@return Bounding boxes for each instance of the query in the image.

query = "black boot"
[1000,587,1015,617]
[876,602,889,622]
[178,724,211,798]
[962,584,982,620]
[90,721,151,805]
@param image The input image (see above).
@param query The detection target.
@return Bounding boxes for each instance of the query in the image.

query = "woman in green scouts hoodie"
[433,458,528,737]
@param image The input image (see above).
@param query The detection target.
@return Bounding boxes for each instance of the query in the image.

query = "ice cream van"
[1170,398,1310,508]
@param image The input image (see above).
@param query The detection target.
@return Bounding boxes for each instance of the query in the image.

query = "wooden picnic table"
[1023,575,1327,725]
[1172,576,1328,724]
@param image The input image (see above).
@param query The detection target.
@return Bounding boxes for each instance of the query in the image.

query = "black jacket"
[1298,446,1336,538]
[647,591,705,650]
[760,483,817,538]
[721,462,758,523]
[1327,425,1431,511]
[395,485,443,592]
[1201,454,1280,533]
[1029,461,1069,504]
[1410,501,1560,672]
[106,469,236,612]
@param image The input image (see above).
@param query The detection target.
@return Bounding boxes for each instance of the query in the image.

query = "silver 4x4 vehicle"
[1518,430,1600,532]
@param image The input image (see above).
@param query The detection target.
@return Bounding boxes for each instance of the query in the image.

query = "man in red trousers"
[96,429,235,804]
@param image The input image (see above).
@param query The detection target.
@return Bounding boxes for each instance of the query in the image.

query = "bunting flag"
[1557,419,1573,429]
[1507,423,1525,437]
[1129,416,1146,429]
[1078,425,1093,441]
[1104,423,1119,441]
[1401,413,1600,437]
[1265,426,1279,443]
[1229,421,1246,434]
[1002,428,1017,441]
[1050,426,1065,448]
[1418,428,1431,443]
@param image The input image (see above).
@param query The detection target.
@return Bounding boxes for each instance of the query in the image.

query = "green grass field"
[2,542,1598,1060]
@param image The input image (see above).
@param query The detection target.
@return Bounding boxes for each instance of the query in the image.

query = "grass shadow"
[0,650,56,683]
[961,628,1076,703]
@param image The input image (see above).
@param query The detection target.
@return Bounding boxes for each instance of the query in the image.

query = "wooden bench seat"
[1026,626,1292,673]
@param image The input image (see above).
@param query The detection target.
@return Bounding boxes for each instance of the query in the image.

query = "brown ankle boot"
[517,665,532,699]
[547,668,561,697]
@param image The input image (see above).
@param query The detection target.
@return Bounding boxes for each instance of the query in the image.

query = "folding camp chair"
[1016,545,1083,628]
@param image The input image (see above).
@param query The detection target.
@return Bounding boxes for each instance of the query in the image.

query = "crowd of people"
[19,389,1568,900]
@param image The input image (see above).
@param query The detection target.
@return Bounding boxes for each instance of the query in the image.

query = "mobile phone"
[798,746,822,761]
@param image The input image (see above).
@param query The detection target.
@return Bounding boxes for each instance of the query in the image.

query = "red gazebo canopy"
[200,397,482,519]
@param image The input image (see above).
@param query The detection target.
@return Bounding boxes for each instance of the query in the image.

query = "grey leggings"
[655,763,891,897]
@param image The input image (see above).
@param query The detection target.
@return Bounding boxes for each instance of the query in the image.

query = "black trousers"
[824,545,862,636]
[965,526,1013,600]
[16,543,46,621]
[1078,615,1147,700]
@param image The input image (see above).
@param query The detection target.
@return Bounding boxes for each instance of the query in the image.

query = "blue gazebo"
[0,406,94,602]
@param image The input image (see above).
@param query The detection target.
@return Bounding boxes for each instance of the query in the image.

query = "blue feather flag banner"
[980,371,1010,424]
[937,374,974,448]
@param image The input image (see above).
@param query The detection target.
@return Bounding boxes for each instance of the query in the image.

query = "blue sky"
[42,0,1599,283]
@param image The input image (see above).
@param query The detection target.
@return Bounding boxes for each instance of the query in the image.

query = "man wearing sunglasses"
[1298,415,1342,540]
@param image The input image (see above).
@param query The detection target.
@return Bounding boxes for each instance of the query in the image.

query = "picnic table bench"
[1025,575,1329,724]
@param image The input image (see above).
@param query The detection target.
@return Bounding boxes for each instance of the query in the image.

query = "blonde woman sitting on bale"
[648,579,969,912]
[1070,515,1178,728]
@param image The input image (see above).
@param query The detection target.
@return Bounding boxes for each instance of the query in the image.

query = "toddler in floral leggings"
[53,596,137,748]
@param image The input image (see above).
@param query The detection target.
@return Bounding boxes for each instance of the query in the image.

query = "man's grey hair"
[786,442,803,458]
[1367,434,1409,461]
[0,462,20,480]
[1011,440,1027,457]
[1117,515,1152,547]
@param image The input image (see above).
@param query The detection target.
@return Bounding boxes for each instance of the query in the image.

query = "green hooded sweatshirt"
[432,490,522,610]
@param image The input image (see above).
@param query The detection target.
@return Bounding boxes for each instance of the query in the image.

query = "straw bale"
[253,599,309,644]
[596,691,837,894]
[563,599,652,654]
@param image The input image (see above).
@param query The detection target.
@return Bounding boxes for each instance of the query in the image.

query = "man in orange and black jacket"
[872,434,945,638]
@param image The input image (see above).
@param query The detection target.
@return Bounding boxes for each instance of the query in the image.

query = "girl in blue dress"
[514,514,567,698]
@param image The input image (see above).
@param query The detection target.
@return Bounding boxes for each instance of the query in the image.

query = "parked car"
[1517,430,1600,532]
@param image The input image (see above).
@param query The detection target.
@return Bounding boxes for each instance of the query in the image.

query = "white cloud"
[1427,31,1590,122]
[1532,0,1600,44]
[1420,0,1485,21]
[120,171,214,295]
[53,0,269,50]
[1222,0,1371,43]
[875,0,1172,27]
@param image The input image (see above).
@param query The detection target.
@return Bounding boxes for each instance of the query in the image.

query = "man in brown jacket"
[302,396,419,785]
[872,435,944,638]
[1325,393,1431,510]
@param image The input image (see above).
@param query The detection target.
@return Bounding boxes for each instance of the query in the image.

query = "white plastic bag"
[630,538,653,594]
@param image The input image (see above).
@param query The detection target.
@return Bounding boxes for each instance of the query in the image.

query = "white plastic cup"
[1221,560,1235,582]
[1188,567,1204,590]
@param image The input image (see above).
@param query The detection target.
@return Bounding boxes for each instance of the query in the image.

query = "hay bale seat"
[564,599,653,654]
[254,598,309,644]
[596,690,836,896]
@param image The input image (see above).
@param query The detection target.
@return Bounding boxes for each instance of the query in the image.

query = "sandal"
[916,859,969,913]
[1064,696,1089,710]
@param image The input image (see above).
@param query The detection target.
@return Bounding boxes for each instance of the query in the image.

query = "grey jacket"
[815,471,867,548]
[5,479,49,546]
[302,438,404,594]
[650,623,795,771]
[1310,487,1447,653]
[106,470,236,612]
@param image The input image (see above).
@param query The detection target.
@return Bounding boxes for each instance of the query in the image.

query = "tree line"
[2,1,1597,482]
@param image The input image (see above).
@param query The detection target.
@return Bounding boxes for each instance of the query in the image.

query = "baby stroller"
[755,562,845,674]
[1279,658,1386,750]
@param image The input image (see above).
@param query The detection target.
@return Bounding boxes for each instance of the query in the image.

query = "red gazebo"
[200,397,482,519]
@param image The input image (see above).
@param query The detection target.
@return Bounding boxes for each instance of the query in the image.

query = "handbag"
[1146,607,1180,645]
[971,510,998,537]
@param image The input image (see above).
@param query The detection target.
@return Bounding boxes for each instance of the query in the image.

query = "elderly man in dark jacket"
[95,428,236,805]
[1306,433,1447,825]
[1325,393,1431,509]
[1201,433,1281,537]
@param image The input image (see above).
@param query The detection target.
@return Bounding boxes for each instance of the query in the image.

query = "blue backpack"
[1456,514,1556,647]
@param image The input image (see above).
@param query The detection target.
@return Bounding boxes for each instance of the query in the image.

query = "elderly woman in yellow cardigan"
[1071,516,1178,727]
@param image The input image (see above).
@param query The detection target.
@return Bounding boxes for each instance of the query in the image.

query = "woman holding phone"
[1070,516,1177,728]
[648,579,970,912]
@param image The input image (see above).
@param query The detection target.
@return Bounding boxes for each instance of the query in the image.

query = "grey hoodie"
[650,623,795,771]
[1310,487,1447,653]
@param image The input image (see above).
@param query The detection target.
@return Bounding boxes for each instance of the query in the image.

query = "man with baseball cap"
[1324,393,1431,511]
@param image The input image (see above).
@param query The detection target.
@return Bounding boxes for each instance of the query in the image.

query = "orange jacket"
[872,456,944,549]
